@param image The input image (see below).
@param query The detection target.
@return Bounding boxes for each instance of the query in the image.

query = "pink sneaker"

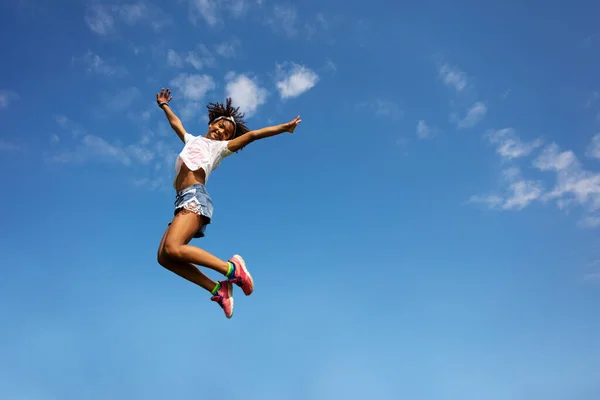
[229,254,254,296]
[210,280,234,318]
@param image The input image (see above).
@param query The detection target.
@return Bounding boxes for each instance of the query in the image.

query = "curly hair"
[205,97,249,138]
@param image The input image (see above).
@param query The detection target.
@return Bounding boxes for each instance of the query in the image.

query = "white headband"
[211,116,237,132]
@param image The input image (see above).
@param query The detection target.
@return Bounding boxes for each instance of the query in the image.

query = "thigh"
[164,210,207,249]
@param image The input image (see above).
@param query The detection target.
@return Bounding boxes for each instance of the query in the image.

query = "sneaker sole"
[232,254,254,295]
[226,282,234,318]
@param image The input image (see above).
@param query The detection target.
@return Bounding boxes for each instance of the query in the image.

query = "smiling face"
[205,118,235,141]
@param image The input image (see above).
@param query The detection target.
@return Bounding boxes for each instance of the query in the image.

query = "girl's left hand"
[284,115,302,133]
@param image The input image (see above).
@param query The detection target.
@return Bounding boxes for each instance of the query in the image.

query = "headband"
[211,116,237,133]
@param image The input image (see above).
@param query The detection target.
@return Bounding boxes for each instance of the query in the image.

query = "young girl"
[155,88,301,318]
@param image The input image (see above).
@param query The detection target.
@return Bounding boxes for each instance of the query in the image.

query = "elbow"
[247,131,258,141]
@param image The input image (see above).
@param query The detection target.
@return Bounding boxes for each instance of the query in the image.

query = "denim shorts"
[171,184,214,238]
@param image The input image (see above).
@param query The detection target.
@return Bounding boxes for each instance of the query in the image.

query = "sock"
[225,262,236,279]
[211,282,221,295]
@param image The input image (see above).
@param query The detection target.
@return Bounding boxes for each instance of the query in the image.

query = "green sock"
[225,262,236,278]
[211,282,221,295]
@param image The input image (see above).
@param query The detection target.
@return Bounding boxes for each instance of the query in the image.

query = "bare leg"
[157,227,216,292]
[162,210,230,276]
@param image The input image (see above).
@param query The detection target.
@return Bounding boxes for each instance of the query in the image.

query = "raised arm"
[156,88,187,143]
[227,115,301,152]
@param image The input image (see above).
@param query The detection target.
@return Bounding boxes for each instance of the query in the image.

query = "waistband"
[176,183,208,197]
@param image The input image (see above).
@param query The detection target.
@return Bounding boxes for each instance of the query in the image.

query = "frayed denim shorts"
[170,184,214,238]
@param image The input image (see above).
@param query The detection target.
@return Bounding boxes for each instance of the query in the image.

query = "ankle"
[225,261,236,278]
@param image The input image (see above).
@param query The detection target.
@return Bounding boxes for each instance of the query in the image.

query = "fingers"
[156,88,173,103]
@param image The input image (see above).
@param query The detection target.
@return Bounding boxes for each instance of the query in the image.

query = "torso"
[175,164,206,192]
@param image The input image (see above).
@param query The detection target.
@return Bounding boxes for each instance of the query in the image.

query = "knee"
[157,250,168,267]
[163,241,183,261]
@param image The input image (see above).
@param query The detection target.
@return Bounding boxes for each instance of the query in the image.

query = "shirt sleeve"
[184,132,195,143]
[219,140,233,158]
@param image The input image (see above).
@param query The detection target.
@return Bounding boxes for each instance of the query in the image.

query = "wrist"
[158,102,169,109]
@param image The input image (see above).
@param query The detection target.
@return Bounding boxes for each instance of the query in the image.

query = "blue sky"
[1,0,600,398]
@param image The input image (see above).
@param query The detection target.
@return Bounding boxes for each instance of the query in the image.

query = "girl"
[155,88,301,318]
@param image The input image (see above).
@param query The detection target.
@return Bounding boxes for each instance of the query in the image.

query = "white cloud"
[51,134,60,144]
[455,102,487,129]
[170,73,215,101]
[486,128,543,159]
[84,3,170,35]
[188,0,219,25]
[225,74,268,117]
[188,0,256,26]
[579,215,600,229]
[502,179,544,210]
[417,120,434,139]
[354,99,402,120]
[585,133,600,159]
[469,167,544,211]
[439,64,467,92]
[215,39,239,58]
[267,4,297,36]
[55,115,85,137]
[84,5,114,35]
[166,46,215,70]
[0,90,19,109]
[276,63,319,99]
[76,51,127,77]
[470,138,600,228]
[532,143,600,215]
[166,50,184,68]
[52,134,132,165]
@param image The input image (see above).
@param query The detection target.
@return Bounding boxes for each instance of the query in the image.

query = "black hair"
[205,97,249,139]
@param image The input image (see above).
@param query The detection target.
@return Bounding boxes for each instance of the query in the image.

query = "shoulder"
[184,132,197,143]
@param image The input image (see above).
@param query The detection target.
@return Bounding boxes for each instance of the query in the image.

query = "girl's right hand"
[156,88,173,106]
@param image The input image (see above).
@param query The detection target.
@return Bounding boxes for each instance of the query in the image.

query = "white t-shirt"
[173,133,233,188]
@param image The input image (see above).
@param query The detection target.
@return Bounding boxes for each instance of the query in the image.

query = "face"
[206,119,235,141]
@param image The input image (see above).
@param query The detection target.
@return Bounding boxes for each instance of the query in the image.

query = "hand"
[156,88,172,107]
[284,115,302,133]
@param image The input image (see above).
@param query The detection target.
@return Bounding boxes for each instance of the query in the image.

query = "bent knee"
[163,241,184,261]
[157,251,169,267]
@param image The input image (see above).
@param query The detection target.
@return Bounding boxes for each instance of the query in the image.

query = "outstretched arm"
[157,88,187,143]
[227,115,301,152]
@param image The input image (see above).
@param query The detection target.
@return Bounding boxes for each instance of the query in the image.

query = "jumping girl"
[155,88,301,318]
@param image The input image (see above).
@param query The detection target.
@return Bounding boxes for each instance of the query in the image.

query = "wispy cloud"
[169,73,216,119]
[84,2,170,35]
[468,167,544,211]
[533,143,600,218]
[486,128,543,159]
[84,5,114,35]
[354,99,402,120]
[166,45,215,70]
[74,51,127,77]
[170,73,215,102]
[267,4,297,37]
[275,63,319,99]
[0,90,19,109]
[471,136,600,228]
[225,73,268,117]
[454,102,487,129]
[187,0,257,26]
[215,39,240,58]
[55,115,86,137]
[439,64,467,92]
[585,133,600,159]
[417,120,434,139]
[51,134,133,165]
